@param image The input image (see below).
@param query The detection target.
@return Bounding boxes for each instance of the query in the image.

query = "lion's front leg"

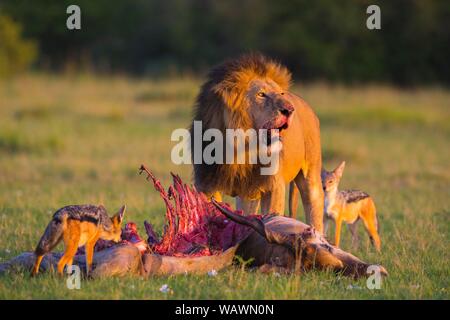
[295,168,324,233]
[260,177,285,215]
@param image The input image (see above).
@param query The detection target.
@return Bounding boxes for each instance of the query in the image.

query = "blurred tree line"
[0,0,449,85]
[0,15,36,76]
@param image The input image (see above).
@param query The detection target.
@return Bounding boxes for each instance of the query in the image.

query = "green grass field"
[0,74,449,299]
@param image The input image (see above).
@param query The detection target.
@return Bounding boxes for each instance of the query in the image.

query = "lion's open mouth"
[263,115,290,131]
[262,115,291,145]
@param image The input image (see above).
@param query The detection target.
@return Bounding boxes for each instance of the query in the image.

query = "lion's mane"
[190,53,292,199]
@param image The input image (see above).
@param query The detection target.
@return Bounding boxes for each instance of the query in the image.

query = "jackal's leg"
[348,222,360,249]
[58,226,80,275]
[57,251,77,275]
[360,203,381,252]
[288,182,299,219]
[31,255,45,276]
[57,243,78,275]
[66,257,75,274]
[361,219,381,251]
[85,239,97,275]
[334,218,343,248]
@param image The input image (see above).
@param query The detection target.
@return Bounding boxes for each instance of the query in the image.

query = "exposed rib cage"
[140,165,254,256]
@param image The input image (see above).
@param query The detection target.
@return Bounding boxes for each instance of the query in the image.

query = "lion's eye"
[280,92,285,95]
[257,92,266,98]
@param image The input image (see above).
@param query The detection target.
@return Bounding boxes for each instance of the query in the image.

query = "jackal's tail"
[34,218,64,256]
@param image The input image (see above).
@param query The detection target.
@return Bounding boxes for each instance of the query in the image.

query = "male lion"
[190,53,324,232]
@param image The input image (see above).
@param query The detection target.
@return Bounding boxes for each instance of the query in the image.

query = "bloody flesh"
[139,165,254,256]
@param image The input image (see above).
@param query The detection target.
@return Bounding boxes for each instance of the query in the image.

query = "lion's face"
[246,78,294,140]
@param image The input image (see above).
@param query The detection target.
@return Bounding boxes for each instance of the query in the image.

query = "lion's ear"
[212,81,243,110]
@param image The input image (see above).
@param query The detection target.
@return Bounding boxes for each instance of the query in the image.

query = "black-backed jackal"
[31,204,125,276]
[322,161,381,251]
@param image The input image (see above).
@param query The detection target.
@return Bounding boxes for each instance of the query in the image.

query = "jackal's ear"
[116,205,126,223]
[334,161,346,178]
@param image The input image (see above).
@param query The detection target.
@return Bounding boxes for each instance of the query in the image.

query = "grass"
[0,74,449,299]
